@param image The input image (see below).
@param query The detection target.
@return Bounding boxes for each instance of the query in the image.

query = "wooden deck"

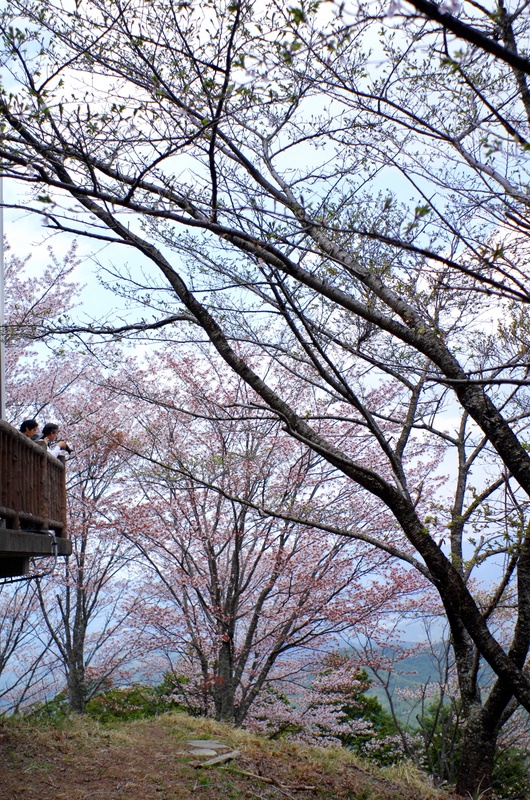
[0,419,71,576]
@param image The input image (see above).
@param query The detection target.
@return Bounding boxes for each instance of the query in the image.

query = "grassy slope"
[0,710,454,800]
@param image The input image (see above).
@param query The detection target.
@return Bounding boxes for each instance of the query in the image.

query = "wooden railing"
[0,419,67,537]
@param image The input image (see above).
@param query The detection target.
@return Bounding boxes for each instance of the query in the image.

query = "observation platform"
[0,419,71,578]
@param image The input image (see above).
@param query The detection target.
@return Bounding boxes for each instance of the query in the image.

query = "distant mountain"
[364,643,493,727]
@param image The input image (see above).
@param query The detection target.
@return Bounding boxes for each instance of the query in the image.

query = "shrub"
[86,682,183,723]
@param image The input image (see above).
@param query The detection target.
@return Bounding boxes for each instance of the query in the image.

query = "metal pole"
[0,176,5,420]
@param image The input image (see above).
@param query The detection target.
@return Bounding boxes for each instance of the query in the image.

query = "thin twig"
[220,766,316,793]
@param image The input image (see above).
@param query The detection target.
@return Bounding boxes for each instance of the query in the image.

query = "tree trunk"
[67,656,86,714]
[456,706,498,798]
[213,639,235,722]
[67,611,87,714]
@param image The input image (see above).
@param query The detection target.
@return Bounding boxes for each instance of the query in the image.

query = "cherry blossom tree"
[109,355,432,725]
[246,652,402,764]
[1,1,530,791]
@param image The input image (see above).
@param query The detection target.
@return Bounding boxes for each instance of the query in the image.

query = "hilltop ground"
[0,710,451,800]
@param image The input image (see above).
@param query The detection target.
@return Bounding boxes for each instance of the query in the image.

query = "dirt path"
[0,712,447,800]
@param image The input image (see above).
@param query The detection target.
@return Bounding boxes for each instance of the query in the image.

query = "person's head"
[20,419,39,437]
[41,423,59,440]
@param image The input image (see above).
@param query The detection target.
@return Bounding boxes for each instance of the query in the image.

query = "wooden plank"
[0,529,72,556]
[0,557,29,578]
[194,750,241,767]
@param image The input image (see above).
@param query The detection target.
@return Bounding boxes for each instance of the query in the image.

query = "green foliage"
[154,671,208,719]
[416,698,461,785]
[22,693,72,725]
[340,670,396,731]
[416,699,530,799]
[85,680,184,723]
[333,669,401,766]
[492,747,530,800]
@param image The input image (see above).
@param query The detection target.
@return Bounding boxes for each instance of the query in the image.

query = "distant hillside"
[365,643,493,726]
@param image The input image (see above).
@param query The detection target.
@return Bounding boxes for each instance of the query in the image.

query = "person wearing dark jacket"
[19,419,40,440]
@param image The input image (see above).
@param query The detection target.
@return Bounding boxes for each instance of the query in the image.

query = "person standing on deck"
[39,423,72,458]
[19,419,40,440]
